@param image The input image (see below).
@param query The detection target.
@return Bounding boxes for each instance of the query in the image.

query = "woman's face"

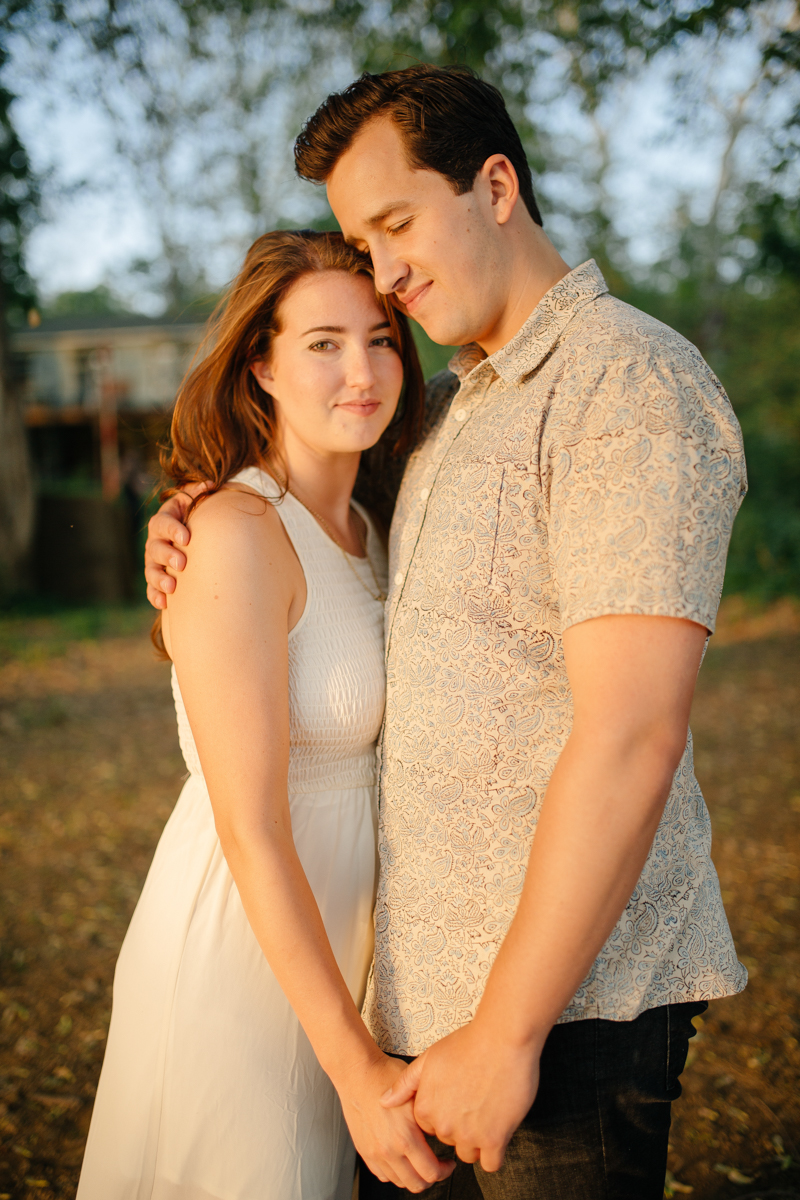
[251,270,405,459]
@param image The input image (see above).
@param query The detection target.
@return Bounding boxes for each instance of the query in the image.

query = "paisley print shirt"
[363,260,748,1055]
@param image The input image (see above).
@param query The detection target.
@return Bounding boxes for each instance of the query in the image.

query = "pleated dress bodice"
[171,466,388,795]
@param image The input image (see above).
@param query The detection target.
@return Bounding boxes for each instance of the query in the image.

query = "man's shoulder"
[571,292,709,371]
[552,293,741,439]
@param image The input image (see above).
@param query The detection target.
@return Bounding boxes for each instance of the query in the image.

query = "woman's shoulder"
[184,485,288,560]
[188,483,277,524]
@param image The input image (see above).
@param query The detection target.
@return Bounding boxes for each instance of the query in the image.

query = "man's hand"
[381,1019,541,1173]
[144,485,208,609]
[336,1052,457,1192]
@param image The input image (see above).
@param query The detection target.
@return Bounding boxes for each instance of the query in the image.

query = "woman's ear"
[250,358,274,391]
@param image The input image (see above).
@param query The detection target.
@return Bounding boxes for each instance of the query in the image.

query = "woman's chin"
[332,419,396,454]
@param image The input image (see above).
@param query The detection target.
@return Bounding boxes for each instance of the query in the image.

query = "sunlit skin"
[160,270,455,1192]
[325,116,571,354]
[249,269,405,554]
[146,117,713,1185]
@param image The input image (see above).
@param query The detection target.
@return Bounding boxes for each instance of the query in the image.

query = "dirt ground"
[0,600,798,1199]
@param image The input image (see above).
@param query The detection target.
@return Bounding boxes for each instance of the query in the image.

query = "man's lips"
[397,280,432,315]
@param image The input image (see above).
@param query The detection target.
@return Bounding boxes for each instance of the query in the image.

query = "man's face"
[327,117,509,348]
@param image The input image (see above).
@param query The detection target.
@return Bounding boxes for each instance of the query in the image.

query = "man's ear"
[250,358,274,391]
[480,155,520,227]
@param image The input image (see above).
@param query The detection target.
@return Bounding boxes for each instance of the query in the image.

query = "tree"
[5,0,800,596]
[14,0,797,310]
[0,40,38,594]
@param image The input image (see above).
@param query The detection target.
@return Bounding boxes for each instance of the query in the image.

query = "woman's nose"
[345,345,376,390]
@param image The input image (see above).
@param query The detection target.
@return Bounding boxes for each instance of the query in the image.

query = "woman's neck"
[269,439,363,556]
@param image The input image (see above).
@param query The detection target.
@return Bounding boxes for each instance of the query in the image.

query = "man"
[146,65,747,1198]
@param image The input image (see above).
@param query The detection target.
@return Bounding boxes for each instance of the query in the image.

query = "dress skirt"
[77,773,378,1200]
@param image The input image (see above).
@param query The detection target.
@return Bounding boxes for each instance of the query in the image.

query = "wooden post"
[0,279,35,591]
[97,346,120,502]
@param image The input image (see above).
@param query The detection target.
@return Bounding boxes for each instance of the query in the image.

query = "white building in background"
[11,314,206,502]
[8,314,207,601]
[11,313,205,416]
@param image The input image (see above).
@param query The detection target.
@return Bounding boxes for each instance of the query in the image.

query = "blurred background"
[0,2,798,1198]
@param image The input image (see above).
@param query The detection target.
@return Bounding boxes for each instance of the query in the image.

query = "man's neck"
[477,225,572,357]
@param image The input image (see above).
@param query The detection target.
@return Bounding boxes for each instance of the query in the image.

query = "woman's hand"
[335,1050,456,1193]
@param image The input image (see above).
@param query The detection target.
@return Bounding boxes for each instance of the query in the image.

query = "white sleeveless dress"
[78,468,387,1200]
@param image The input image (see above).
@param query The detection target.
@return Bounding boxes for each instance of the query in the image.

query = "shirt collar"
[448,260,608,388]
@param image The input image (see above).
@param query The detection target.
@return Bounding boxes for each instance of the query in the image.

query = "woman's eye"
[389,219,411,236]
[309,340,336,352]
[371,336,395,348]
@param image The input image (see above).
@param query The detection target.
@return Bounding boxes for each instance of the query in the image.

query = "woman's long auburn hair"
[152,229,426,656]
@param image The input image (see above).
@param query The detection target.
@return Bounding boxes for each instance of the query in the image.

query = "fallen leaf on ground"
[664,1169,694,1195]
[713,1164,755,1184]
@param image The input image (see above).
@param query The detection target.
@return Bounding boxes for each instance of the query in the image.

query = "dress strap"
[230,465,283,502]
[229,467,323,638]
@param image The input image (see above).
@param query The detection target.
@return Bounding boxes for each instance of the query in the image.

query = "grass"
[0,601,153,669]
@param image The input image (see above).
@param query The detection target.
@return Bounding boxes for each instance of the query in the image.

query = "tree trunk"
[0,289,35,595]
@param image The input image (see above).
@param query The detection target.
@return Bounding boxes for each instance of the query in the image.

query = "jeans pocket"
[666,1000,708,1095]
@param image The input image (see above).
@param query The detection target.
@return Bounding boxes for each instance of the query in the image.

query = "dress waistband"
[287,751,377,794]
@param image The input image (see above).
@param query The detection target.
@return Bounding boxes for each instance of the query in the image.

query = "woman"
[77,231,449,1199]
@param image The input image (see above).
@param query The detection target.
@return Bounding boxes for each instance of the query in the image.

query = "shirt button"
[453,408,467,422]
[419,487,430,501]
[394,572,404,586]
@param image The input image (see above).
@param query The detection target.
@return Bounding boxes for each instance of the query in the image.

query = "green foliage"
[617,230,800,598]
[755,194,800,280]
[39,0,793,97]
[716,272,800,597]
[0,597,151,666]
[42,284,135,318]
[411,322,456,380]
[0,72,38,322]
[0,4,40,316]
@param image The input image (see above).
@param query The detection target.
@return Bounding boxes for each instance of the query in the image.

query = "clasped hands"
[341,1017,542,1192]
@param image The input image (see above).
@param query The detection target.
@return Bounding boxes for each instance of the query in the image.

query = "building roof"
[11,314,207,356]
[16,312,207,335]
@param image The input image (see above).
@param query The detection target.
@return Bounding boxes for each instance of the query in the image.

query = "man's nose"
[369,241,408,297]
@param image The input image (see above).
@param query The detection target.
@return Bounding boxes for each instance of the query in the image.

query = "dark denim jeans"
[359,1000,706,1200]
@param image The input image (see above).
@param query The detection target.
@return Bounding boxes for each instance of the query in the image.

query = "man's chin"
[409,313,471,350]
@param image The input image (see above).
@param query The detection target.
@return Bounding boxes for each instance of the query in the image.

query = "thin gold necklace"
[282,480,387,604]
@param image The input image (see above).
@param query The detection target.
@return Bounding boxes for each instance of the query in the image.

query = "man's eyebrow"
[300,321,391,336]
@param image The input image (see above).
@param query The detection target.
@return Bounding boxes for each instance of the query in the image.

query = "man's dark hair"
[294,64,543,227]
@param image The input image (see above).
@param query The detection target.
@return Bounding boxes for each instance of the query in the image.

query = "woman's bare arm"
[163,489,452,1192]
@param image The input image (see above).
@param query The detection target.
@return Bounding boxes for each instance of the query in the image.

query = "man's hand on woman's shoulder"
[144,484,209,609]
